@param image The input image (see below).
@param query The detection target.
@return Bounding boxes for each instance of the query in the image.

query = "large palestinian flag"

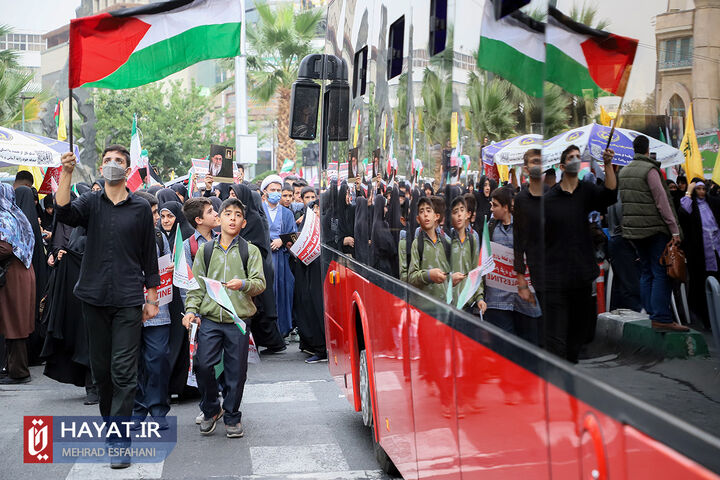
[546,7,638,98]
[477,0,545,98]
[69,0,242,89]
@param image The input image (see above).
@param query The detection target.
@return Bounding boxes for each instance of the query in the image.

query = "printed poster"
[484,242,533,293]
[289,207,321,265]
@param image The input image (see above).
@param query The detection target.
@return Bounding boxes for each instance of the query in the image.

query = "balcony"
[659,57,693,70]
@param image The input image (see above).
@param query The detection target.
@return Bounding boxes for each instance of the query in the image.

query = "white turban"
[260,174,283,192]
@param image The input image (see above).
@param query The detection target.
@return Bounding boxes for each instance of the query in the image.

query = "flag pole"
[68,88,73,153]
[605,67,632,150]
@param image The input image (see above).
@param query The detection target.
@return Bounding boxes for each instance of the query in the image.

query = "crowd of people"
[0,145,326,468]
[1,135,719,467]
[318,135,719,365]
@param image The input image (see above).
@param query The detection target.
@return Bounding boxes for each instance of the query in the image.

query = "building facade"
[655,0,720,130]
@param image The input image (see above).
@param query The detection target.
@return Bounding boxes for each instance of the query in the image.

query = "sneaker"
[84,390,99,405]
[0,375,30,384]
[652,321,690,332]
[195,411,204,425]
[305,355,328,364]
[260,346,287,355]
[289,328,300,343]
[225,422,244,438]
[110,456,131,469]
[199,409,224,435]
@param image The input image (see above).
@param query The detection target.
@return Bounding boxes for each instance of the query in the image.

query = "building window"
[659,37,693,70]
[668,94,685,117]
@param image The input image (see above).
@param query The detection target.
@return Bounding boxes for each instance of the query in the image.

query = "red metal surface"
[324,259,717,479]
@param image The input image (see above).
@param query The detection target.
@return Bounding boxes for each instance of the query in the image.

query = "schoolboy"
[182,198,266,438]
[408,197,451,300]
[448,196,486,312]
[183,197,219,267]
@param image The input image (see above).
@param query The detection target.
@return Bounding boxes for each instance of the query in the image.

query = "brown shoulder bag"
[659,242,687,282]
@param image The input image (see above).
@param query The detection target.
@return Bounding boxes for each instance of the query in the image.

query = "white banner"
[484,242,533,293]
[290,207,321,265]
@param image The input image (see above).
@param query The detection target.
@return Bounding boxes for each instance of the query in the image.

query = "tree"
[93,81,228,175]
[215,3,322,169]
[465,72,517,144]
[0,25,49,128]
[569,1,610,30]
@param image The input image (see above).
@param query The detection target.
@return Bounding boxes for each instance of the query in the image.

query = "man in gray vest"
[619,135,689,332]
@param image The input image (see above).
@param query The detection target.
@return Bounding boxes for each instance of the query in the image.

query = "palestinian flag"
[200,276,247,334]
[69,0,242,89]
[478,0,545,98]
[456,216,495,309]
[546,7,638,98]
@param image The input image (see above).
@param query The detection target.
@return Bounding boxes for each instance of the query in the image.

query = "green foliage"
[0,25,50,128]
[93,81,228,175]
[465,72,517,143]
[541,83,571,137]
[569,1,610,30]
[251,169,278,185]
[420,67,452,147]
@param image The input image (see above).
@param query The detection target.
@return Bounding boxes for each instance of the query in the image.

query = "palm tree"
[0,25,48,128]
[569,1,610,30]
[214,3,322,169]
[420,67,453,183]
[465,72,517,143]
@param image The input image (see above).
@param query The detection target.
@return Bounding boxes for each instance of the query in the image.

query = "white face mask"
[102,162,127,184]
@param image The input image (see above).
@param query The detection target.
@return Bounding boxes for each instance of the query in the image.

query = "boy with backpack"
[408,197,451,300]
[182,197,219,267]
[448,196,486,313]
[182,198,266,438]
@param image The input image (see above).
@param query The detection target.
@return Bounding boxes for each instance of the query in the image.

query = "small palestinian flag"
[69,0,242,89]
[173,229,199,290]
[200,276,247,334]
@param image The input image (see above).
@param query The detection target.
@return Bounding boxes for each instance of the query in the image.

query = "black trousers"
[537,284,596,363]
[195,319,249,426]
[6,338,29,379]
[82,303,143,418]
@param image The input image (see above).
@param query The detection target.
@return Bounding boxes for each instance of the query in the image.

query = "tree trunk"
[276,87,296,171]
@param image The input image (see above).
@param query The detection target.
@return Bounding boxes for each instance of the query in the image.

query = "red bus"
[289,0,720,478]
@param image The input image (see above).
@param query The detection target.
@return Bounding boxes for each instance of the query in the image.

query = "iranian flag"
[173,228,199,290]
[127,115,145,192]
[69,0,242,89]
[477,0,544,98]
[546,7,638,98]
[456,216,495,309]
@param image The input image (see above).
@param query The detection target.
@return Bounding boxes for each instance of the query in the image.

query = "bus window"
[429,0,447,56]
[353,46,368,98]
[387,16,405,80]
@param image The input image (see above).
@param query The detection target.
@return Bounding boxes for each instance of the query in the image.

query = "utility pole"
[20,94,34,132]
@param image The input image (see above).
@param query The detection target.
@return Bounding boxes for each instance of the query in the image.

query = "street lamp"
[20,93,34,132]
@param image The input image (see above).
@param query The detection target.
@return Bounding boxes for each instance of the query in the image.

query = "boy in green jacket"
[408,197,451,300]
[183,198,266,438]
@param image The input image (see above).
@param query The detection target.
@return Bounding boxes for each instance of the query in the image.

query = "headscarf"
[230,183,271,259]
[75,182,92,195]
[353,197,369,264]
[170,183,188,203]
[91,178,105,190]
[15,186,47,289]
[147,185,163,196]
[387,185,402,246]
[370,194,397,273]
[0,184,34,268]
[156,188,178,205]
[209,196,222,213]
[405,187,421,273]
[158,201,194,244]
[40,195,55,231]
[213,182,232,200]
[474,175,492,231]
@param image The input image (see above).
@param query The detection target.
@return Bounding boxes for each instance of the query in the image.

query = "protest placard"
[208,144,234,182]
[327,161,338,180]
[187,322,198,387]
[339,162,349,181]
[289,207,321,265]
[157,254,173,306]
[484,242,533,293]
[191,158,209,177]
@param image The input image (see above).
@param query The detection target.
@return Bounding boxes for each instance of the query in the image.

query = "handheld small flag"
[54,99,67,141]
[456,217,495,309]
[173,229,199,290]
[200,276,247,334]
[446,274,454,305]
[281,159,295,173]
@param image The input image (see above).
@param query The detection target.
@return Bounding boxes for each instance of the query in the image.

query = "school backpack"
[417,228,451,267]
[201,237,249,276]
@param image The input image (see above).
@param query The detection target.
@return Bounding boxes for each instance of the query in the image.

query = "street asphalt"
[0,348,399,480]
